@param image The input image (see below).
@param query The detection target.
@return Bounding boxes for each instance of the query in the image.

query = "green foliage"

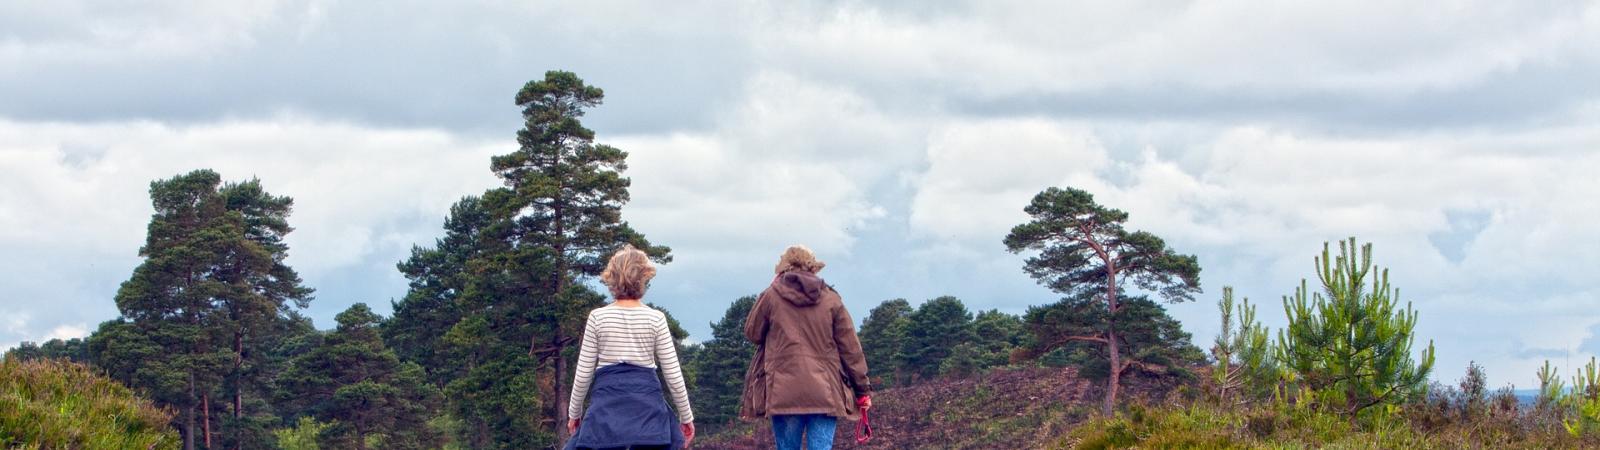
[1022,292,1204,384]
[1276,238,1435,419]
[379,70,670,446]
[939,309,1025,379]
[0,357,179,449]
[1548,357,1600,438]
[686,296,757,427]
[90,169,313,449]
[900,296,974,383]
[1004,186,1202,414]
[1211,286,1276,403]
[858,298,913,387]
[276,303,443,450]
[273,416,330,450]
[3,338,89,363]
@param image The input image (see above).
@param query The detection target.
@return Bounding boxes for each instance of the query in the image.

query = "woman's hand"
[682,422,696,447]
[857,395,872,411]
[568,419,580,435]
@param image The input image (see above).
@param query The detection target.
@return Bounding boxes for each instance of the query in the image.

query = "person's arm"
[832,292,872,398]
[744,291,771,344]
[568,311,602,424]
[652,313,695,424]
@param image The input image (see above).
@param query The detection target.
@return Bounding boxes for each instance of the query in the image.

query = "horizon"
[3,0,1599,393]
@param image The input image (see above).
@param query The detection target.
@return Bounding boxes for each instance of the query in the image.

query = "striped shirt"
[568,304,693,423]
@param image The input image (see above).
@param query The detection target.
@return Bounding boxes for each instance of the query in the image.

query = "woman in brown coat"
[739,245,872,450]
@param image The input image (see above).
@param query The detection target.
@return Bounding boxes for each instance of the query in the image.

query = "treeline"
[4,68,1335,449]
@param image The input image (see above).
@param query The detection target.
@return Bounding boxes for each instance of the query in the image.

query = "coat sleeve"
[744,290,772,345]
[832,292,872,397]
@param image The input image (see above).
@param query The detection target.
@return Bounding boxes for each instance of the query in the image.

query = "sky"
[2,0,1598,389]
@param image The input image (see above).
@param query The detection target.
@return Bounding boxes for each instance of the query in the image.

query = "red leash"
[855,408,873,444]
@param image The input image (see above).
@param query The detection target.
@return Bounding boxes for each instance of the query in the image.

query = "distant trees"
[2,338,87,363]
[900,296,974,383]
[1277,238,1434,419]
[1004,186,1203,414]
[942,310,1024,379]
[685,296,757,427]
[857,299,913,387]
[275,304,441,449]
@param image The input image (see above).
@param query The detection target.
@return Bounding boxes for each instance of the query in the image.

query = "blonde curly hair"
[774,244,826,275]
[600,244,655,299]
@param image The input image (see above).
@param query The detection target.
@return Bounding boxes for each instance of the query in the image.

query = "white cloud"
[44,323,87,341]
[2,0,1599,389]
[909,119,1110,242]
[761,1,1600,99]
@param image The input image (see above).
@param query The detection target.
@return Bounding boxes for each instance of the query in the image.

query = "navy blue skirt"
[565,363,686,450]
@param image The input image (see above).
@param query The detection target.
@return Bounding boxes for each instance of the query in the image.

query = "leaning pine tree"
[1004,187,1201,415]
[1276,237,1435,420]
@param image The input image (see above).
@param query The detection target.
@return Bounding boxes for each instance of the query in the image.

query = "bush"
[0,357,178,449]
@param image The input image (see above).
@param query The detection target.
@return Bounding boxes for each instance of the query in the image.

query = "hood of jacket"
[772,270,827,307]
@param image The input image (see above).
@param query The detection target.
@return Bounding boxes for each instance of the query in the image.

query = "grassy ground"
[1061,399,1599,449]
[697,366,1600,449]
[1,357,178,450]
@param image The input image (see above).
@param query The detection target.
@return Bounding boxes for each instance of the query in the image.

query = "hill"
[696,367,1103,449]
[0,357,178,449]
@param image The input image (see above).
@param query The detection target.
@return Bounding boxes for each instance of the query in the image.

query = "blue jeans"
[771,414,836,450]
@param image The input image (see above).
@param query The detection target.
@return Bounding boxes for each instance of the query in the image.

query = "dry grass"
[0,357,178,449]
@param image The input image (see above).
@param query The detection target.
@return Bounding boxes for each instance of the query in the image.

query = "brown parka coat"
[738,270,872,420]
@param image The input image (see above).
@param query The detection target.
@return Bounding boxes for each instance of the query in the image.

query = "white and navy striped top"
[568,304,693,423]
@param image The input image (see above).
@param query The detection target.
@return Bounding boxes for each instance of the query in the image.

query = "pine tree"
[1022,291,1202,385]
[276,304,441,450]
[858,299,913,387]
[104,170,318,450]
[1004,187,1202,415]
[488,70,671,441]
[687,296,757,427]
[1276,237,1435,419]
[1211,286,1275,403]
[899,296,973,383]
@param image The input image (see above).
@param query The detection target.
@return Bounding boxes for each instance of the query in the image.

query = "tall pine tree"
[100,170,313,450]
[385,70,670,446]
[488,70,671,440]
[1004,186,1201,415]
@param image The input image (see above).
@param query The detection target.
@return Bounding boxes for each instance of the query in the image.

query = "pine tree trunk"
[1105,330,1120,416]
[550,199,571,444]
[555,331,570,443]
[185,372,197,450]
[203,393,212,449]
[234,330,243,421]
[1102,259,1121,416]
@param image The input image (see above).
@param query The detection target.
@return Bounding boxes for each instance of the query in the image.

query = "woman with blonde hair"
[740,245,872,450]
[565,244,694,450]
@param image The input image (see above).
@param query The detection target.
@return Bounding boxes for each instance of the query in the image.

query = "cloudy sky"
[3,0,1598,388]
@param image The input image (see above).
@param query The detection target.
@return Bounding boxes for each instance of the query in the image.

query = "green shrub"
[0,357,178,449]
